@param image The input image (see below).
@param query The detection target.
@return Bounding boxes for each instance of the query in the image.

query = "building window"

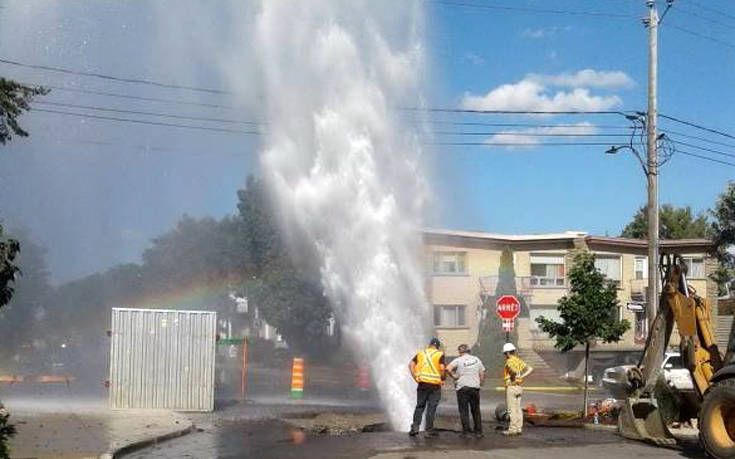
[683,256,705,279]
[432,251,467,274]
[634,256,648,280]
[529,307,562,331]
[434,305,466,328]
[595,255,622,287]
[530,255,565,287]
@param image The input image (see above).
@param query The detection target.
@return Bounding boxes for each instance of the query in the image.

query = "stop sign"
[496,295,521,321]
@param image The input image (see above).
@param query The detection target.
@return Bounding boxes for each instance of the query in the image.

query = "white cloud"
[528,69,635,89]
[485,122,598,147]
[460,79,622,112]
[459,69,634,112]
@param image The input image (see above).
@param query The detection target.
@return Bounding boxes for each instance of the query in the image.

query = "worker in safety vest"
[408,337,446,437]
[502,342,533,436]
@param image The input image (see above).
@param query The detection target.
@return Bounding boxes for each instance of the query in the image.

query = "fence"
[109,308,217,411]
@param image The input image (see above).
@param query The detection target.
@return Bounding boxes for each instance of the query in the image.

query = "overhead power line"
[36,101,263,126]
[676,149,735,167]
[431,131,631,137]
[667,24,735,51]
[661,129,735,149]
[688,1,735,23]
[429,141,640,147]
[38,84,240,111]
[33,108,261,135]
[0,57,231,95]
[430,0,633,18]
[418,120,632,129]
[676,6,735,30]
[660,113,735,141]
[405,107,627,115]
[669,139,735,160]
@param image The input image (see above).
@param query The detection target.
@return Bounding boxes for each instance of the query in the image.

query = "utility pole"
[645,0,659,331]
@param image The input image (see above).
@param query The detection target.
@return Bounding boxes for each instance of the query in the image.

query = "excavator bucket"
[618,396,677,446]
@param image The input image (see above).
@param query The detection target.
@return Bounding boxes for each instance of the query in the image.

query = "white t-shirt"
[447,354,485,390]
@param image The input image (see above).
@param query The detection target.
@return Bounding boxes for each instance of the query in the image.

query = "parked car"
[602,352,694,398]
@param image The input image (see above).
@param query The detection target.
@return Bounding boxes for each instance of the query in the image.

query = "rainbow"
[121,274,247,311]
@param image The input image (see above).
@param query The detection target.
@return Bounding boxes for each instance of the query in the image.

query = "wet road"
[124,396,703,459]
[126,417,697,459]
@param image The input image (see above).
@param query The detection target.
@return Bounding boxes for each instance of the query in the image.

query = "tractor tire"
[700,378,735,458]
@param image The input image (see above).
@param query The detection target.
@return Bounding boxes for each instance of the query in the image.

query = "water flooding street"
[125,407,695,459]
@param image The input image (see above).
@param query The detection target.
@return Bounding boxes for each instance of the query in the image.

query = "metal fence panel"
[109,308,217,411]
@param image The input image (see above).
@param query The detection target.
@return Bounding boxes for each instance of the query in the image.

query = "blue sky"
[0,0,733,283]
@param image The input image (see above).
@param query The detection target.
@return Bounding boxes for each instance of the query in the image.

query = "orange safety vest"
[415,347,444,385]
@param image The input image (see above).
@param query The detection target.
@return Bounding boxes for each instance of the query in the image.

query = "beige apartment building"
[424,228,722,379]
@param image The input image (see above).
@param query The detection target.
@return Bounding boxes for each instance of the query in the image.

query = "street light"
[605,111,674,332]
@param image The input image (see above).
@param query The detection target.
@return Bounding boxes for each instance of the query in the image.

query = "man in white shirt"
[446,344,485,438]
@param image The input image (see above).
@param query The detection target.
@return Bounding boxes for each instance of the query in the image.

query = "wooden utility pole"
[646,0,659,331]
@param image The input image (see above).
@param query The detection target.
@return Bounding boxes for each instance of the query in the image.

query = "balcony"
[629,278,649,303]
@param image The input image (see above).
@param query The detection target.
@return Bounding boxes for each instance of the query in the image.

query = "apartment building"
[424,229,719,378]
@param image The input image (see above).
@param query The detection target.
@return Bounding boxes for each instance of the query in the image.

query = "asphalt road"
[125,416,699,459]
[123,396,703,459]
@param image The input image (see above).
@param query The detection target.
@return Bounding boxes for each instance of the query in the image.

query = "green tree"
[473,247,520,371]
[536,251,630,413]
[237,177,331,354]
[0,404,16,459]
[0,78,48,145]
[0,225,19,309]
[0,225,19,459]
[621,204,709,239]
[0,229,52,365]
[711,182,735,295]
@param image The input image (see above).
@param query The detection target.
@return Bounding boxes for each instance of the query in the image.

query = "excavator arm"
[619,255,723,446]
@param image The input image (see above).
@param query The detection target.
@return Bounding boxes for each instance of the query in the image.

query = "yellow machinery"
[619,254,735,458]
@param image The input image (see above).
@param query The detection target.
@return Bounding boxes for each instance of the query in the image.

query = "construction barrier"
[290,358,304,399]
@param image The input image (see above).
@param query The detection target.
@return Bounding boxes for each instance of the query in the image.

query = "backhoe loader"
[619,254,735,458]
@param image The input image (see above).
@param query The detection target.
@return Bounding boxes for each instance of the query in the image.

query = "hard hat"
[502,343,516,353]
[429,337,441,348]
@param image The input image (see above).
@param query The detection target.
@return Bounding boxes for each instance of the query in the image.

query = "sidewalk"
[6,406,193,459]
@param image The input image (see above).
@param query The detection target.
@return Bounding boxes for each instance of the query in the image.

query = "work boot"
[502,431,521,436]
[425,429,439,438]
[408,429,419,437]
[474,431,484,439]
[459,431,471,439]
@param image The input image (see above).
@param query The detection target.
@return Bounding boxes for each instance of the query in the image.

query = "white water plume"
[253,1,431,429]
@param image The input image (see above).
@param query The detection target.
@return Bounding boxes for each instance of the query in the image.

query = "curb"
[98,422,196,459]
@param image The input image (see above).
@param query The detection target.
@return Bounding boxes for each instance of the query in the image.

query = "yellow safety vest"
[416,347,444,385]
[504,355,527,387]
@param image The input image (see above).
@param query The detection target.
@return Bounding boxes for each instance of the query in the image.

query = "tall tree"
[621,204,709,239]
[237,177,331,354]
[0,78,48,145]
[536,251,630,413]
[473,247,520,370]
[0,229,52,364]
[711,182,735,295]
[0,225,19,309]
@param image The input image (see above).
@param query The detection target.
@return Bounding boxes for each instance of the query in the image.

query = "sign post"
[495,295,521,342]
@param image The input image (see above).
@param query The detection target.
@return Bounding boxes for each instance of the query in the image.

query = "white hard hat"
[503,343,516,353]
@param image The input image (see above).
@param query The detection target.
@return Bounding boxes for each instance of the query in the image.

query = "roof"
[423,228,714,255]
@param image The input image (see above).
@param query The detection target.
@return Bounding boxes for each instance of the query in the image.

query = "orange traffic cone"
[290,358,304,399]
[356,362,370,390]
